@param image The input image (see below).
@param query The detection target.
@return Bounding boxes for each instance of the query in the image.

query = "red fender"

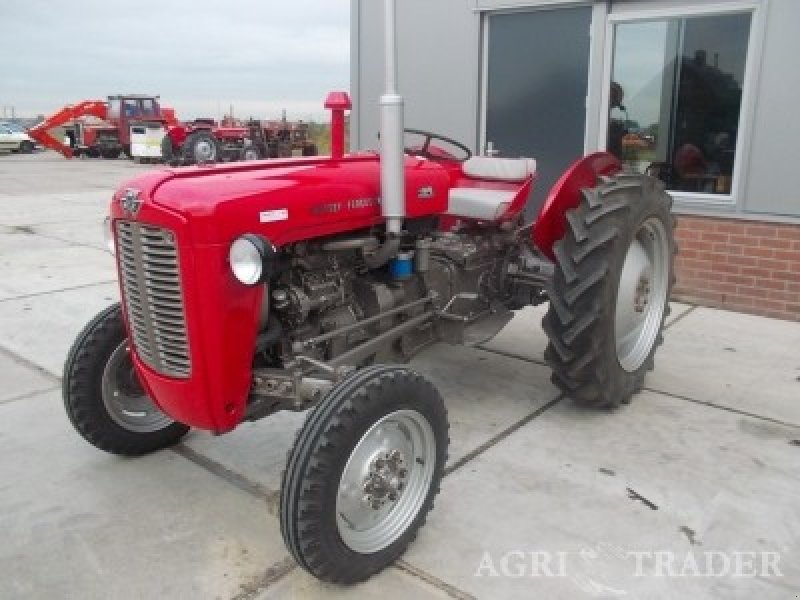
[531,152,621,259]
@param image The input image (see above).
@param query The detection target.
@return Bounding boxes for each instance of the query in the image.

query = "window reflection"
[608,13,751,196]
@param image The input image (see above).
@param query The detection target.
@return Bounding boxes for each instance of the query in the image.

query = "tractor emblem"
[120,189,142,216]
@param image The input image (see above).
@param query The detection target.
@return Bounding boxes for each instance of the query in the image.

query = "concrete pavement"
[1,151,798,599]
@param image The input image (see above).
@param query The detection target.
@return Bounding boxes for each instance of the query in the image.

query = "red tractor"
[28,94,177,159]
[63,0,675,585]
[160,118,256,165]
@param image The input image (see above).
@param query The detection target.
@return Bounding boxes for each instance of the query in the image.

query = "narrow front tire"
[280,365,449,583]
[63,303,189,455]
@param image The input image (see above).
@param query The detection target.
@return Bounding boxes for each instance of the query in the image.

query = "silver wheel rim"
[336,409,436,553]
[615,217,670,372]
[101,341,174,433]
[194,139,215,162]
[244,149,258,160]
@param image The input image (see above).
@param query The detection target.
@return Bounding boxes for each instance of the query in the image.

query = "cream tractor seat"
[448,157,537,221]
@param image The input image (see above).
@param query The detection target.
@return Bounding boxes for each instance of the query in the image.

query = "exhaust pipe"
[380,0,405,237]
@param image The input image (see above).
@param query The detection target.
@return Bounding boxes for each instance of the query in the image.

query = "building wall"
[743,0,800,216]
[674,215,800,321]
[350,0,480,152]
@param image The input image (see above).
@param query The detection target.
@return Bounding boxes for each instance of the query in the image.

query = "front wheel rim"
[614,217,670,372]
[101,341,174,433]
[336,409,436,553]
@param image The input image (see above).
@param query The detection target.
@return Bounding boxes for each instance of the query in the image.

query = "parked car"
[0,124,35,153]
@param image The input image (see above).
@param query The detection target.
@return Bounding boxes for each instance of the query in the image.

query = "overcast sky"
[1,0,350,121]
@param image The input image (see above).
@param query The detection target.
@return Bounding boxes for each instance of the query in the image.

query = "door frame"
[476,1,608,159]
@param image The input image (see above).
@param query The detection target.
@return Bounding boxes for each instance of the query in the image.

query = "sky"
[1,0,350,122]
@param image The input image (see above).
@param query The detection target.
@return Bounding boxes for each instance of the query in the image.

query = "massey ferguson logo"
[120,188,142,216]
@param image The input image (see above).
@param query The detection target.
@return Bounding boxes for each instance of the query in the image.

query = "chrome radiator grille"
[116,221,191,378]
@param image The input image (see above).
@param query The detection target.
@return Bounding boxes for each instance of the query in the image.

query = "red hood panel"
[114,155,451,247]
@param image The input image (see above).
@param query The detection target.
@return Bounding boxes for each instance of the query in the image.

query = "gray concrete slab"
[482,302,694,364]
[184,343,558,496]
[256,566,454,600]
[0,349,56,403]
[401,390,800,599]
[0,389,289,600]
[0,151,159,196]
[0,191,112,227]
[0,282,118,376]
[648,307,800,425]
[26,220,109,251]
[0,230,115,300]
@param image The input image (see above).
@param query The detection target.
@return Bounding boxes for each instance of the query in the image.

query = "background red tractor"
[62,0,675,585]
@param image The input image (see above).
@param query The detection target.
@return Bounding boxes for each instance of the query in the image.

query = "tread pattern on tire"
[542,173,677,408]
[280,365,449,584]
[62,303,189,455]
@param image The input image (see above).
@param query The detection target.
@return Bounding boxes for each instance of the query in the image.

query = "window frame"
[596,1,768,213]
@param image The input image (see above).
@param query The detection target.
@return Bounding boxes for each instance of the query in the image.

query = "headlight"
[229,234,275,285]
[103,216,115,255]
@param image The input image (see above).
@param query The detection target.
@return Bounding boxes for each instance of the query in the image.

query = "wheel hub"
[633,274,651,313]
[362,449,408,510]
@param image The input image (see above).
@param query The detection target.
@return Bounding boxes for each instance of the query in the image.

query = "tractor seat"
[447,156,536,221]
[462,156,536,183]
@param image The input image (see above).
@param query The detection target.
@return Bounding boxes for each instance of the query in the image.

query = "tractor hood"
[112,155,451,247]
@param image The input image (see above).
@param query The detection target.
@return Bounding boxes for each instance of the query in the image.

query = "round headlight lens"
[229,236,264,285]
[103,216,115,255]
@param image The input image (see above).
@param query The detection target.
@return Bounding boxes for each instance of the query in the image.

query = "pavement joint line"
[0,343,60,382]
[665,304,698,329]
[229,555,297,600]
[474,344,546,366]
[444,394,564,477]
[26,229,107,252]
[394,560,477,600]
[0,279,118,304]
[0,385,61,407]
[644,386,800,430]
[170,443,281,512]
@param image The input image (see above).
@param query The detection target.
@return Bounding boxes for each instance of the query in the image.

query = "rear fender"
[166,124,188,148]
[531,152,621,259]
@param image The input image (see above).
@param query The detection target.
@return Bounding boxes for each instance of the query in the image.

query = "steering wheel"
[404,128,472,162]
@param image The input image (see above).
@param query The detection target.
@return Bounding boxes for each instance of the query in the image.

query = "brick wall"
[673,214,800,322]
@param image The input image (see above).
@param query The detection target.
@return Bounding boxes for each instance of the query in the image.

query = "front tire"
[280,365,449,583]
[543,173,676,408]
[19,140,34,154]
[63,303,189,455]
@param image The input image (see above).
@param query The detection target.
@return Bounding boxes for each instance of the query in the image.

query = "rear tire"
[19,140,34,154]
[183,130,220,164]
[302,143,317,157]
[543,173,676,408]
[63,303,189,455]
[281,365,448,583]
[101,147,121,159]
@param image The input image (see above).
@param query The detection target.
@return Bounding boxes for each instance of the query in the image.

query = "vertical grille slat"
[116,221,191,378]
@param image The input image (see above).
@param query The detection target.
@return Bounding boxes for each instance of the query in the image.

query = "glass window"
[141,98,157,116]
[122,99,139,119]
[607,12,751,196]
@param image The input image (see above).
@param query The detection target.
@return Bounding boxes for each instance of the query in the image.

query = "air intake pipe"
[379,0,405,237]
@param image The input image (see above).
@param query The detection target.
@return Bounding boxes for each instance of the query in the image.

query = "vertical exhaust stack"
[380,0,405,236]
